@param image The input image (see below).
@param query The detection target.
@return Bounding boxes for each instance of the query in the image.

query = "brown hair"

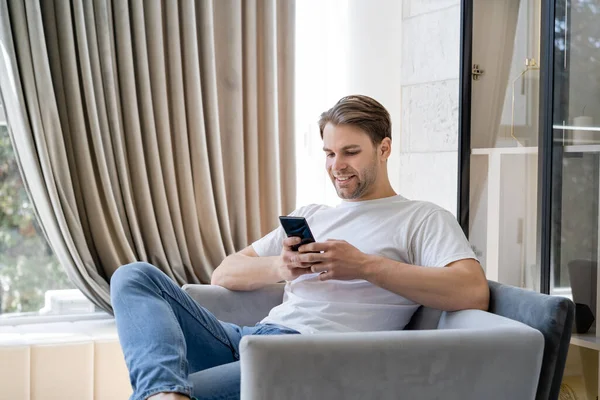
[318,95,392,144]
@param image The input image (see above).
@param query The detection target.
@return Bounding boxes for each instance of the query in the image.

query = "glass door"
[549,0,600,319]
[545,2,600,397]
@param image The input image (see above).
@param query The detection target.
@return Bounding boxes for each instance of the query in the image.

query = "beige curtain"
[0,0,296,312]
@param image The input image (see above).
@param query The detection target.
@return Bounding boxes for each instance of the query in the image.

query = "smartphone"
[279,216,316,251]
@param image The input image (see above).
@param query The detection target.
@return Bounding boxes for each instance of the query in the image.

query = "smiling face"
[322,123,391,201]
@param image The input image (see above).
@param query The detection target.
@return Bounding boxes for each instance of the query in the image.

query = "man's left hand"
[297,239,371,281]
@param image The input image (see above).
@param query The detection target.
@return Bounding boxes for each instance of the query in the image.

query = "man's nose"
[331,157,347,172]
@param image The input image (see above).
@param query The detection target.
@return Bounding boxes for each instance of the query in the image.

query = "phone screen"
[279,216,316,251]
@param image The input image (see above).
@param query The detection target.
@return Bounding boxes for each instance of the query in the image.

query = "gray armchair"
[183,281,574,400]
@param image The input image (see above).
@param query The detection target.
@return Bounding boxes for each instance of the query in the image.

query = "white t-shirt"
[251,194,478,334]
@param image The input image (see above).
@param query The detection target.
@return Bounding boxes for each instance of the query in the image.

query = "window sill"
[0,316,118,346]
[0,310,112,327]
[0,318,118,347]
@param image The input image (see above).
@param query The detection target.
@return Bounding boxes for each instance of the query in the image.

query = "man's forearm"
[361,256,489,311]
[211,254,282,291]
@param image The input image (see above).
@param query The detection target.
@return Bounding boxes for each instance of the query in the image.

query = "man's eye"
[326,153,335,158]
[346,151,359,156]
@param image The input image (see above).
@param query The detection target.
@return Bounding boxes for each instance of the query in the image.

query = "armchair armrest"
[487,280,574,400]
[240,317,544,400]
[182,283,285,326]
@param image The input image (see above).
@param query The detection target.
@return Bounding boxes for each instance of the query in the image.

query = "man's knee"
[110,262,164,299]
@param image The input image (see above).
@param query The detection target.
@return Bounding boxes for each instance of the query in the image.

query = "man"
[111,95,489,400]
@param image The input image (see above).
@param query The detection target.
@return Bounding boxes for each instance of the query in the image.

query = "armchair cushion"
[404,306,442,330]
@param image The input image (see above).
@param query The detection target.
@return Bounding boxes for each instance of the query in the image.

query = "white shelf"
[471,145,600,155]
[471,147,537,155]
[571,333,600,351]
[564,144,600,153]
[554,125,600,132]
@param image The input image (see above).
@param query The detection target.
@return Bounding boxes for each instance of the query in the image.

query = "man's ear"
[379,138,392,160]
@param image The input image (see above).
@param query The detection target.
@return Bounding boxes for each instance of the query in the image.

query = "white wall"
[344,0,461,214]
[295,0,462,213]
[345,0,403,192]
[399,1,461,215]
[294,0,350,208]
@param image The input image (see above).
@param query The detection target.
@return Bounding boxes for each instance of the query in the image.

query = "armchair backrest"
[182,283,285,326]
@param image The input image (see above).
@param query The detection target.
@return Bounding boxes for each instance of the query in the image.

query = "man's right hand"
[274,237,314,281]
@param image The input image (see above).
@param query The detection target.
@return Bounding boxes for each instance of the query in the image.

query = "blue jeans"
[110,262,299,400]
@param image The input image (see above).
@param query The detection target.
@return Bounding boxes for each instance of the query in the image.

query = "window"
[0,103,98,321]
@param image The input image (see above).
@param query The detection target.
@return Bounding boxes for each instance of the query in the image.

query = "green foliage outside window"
[0,125,72,314]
